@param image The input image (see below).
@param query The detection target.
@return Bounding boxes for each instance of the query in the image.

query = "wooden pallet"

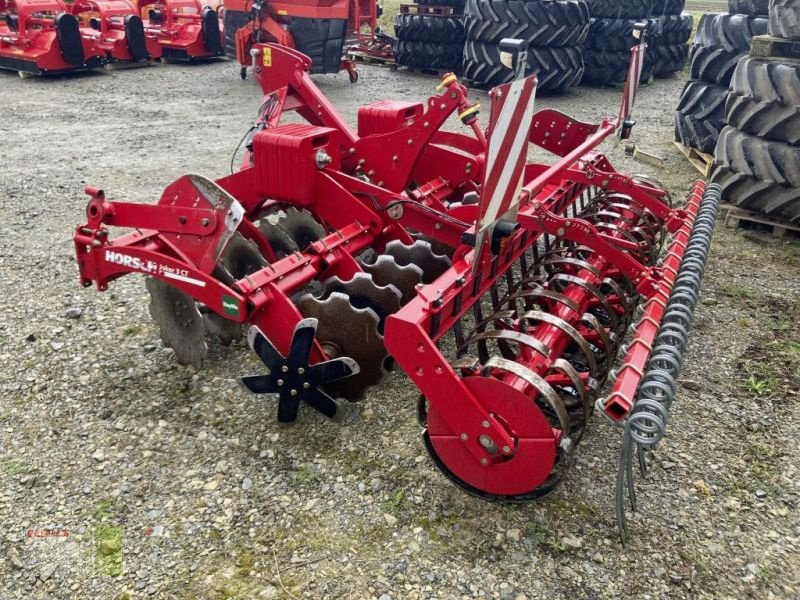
[399,3,460,16]
[347,51,395,66]
[750,35,800,61]
[723,206,800,238]
[673,141,714,177]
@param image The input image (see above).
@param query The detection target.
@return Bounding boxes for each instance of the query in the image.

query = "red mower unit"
[71,0,161,64]
[222,0,392,82]
[138,0,222,61]
[0,0,104,76]
[73,33,720,541]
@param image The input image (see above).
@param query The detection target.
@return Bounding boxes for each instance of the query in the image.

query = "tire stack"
[710,0,800,223]
[648,2,693,78]
[673,5,768,154]
[582,0,654,86]
[461,0,589,92]
[394,1,466,71]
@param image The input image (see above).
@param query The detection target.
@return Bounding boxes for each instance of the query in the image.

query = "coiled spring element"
[616,183,722,544]
[627,184,722,447]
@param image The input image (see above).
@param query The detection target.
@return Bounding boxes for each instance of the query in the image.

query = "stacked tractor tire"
[394,1,466,71]
[674,3,768,154]
[461,0,589,92]
[583,0,691,86]
[710,0,800,223]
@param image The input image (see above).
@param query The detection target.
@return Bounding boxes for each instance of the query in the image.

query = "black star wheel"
[240,320,359,423]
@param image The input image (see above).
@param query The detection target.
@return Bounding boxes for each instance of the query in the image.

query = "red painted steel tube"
[600,180,705,421]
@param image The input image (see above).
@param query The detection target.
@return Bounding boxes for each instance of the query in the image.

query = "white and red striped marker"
[617,41,648,134]
[477,75,538,234]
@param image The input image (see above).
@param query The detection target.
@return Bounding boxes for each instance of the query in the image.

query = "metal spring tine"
[483,356,571,438]
[452,318,466,357]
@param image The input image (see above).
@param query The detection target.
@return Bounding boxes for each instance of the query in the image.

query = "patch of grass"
[382,489,408,513]
[90,498,124,522]
[756,564,777,582]
[524,519,564,554]
[293,463,320,484]
[744,375,774,396]
[120,324,144,337]
[4,460,28,476]
[378,0,401,35]
[716,282,756,302]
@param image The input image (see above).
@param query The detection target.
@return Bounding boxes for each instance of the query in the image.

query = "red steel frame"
[137,0,222,60]
[0,0,105,74]
[73,42,703,495]
[72,0,161,62]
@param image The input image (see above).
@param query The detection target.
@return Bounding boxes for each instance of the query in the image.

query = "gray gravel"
[1,59,799,599]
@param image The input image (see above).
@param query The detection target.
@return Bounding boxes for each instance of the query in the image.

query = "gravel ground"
[1,59,799,600]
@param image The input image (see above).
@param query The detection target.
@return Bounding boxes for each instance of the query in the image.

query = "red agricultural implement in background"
[71,0,161,64]
[222,0,392,82]
[73,30,721,541]
[0,0,104,75]
[138,0,222,61]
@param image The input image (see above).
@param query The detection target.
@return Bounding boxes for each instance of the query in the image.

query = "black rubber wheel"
[728,0,769,16]
[587,18,656,52]
[651,0,686,13]
[464,0,589,47]
[462,40,584,92]
[201,7,222,55]
[240,65,247,80]
[715,126,800,188]
[582,48,654,85]
[587,0,653,19]
[674,80,727,153]
[689,45,747,87]
[223,9,252,59]
[726,57,800,145]
[693,13,768,52]
[349,69,359,83]
[395,40,464,70]
[55,13,85,66]
[769,0,800,39]
[651,43,688,76]
[394,14,465,44]
[648,14,693,45]
[711,165,800,223]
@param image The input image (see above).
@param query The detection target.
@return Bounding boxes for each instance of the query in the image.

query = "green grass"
[378,0,402,36]
[4,460,28,476]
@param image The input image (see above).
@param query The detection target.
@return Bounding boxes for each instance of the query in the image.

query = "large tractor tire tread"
[464,0,590,47]
[649,13,693,45]
[651,43,689,76]
[588,0,654,19]
[394,14,465,44]
[693,13,768,52]
[715,126,800,188]
[689,44,744,86]
[711,165,800,223]
[582,48,654,85]
[674,80,727,153]
[462,40,584,92]
[395,40,464,70]
[726,56,800,145]
[651,0,686,14]
[588,18,654,52]
[728,0,769,16]
[769,0,800,39]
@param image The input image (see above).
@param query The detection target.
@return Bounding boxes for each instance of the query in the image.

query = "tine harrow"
[72,37,715,539]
